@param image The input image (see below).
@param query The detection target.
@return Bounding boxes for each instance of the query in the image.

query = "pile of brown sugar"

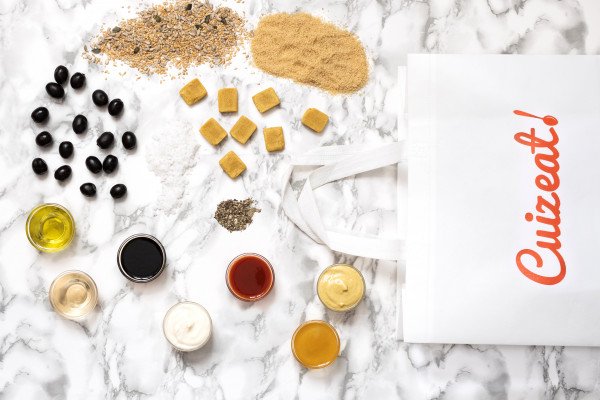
[86,0,248,75]
[251,13,369,94]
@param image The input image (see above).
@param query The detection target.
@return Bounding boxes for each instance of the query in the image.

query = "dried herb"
[214,198,260,232]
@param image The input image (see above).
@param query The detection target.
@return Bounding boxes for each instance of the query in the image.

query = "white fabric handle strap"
[282,142,406,260]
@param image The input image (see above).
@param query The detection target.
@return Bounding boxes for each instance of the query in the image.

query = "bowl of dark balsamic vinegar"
[117,234,167,283]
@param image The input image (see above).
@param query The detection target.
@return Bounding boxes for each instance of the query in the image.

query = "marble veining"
[1,0,599,399]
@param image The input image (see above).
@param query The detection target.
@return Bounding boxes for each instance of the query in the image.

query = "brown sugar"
[251,13,368,94]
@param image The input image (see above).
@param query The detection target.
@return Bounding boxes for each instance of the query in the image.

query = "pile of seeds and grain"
[86,0,248,75]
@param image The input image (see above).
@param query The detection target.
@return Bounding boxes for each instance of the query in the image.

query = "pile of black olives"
[30,64,136,199]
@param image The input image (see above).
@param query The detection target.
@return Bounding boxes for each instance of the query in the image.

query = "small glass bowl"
[49,270,98,319]
[162,301,213,352]
[291,320,340,369]
[117,234,167,283]
[316,264,365,312]
[225,253,275,302]
[26,203,75,253]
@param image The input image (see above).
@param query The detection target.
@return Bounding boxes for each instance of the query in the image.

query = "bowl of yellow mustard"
[316,264,365,312]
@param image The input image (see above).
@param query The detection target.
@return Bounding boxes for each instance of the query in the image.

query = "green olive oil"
[26,204,74,252]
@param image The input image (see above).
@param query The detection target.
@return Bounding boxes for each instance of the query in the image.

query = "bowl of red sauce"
[226,253,274,302]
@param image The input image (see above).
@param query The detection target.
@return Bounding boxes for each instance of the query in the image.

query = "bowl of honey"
[291,320,340,369]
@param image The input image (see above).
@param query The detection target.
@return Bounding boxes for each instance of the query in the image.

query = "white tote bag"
[283,54,600,346]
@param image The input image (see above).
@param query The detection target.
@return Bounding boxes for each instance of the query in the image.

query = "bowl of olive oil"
[26,203,75,253]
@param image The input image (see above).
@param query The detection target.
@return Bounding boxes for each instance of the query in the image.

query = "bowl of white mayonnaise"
[162,301,212,352]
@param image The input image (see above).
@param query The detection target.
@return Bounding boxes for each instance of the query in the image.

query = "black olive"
[46,82,65,99]
[54,65,69,85]
[54,165,72,181]
[107,98,124,116]
[70,72,86,89]
[72,114,88,134]
[122,131,137,149]
[80,182,97,197]
[85,156,102,174]
[31,107,49,123]
[110,183,127,199]
[32,158,48,175]
[97,132,115,149]
[102,155,118,173]
[59,141,74,158]
[92,89,109,106]
[35,131,53,147]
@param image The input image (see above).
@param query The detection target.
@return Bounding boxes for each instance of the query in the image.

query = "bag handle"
[282,142,406,260]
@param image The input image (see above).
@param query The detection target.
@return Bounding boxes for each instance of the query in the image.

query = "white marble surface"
[1,0,600,399]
